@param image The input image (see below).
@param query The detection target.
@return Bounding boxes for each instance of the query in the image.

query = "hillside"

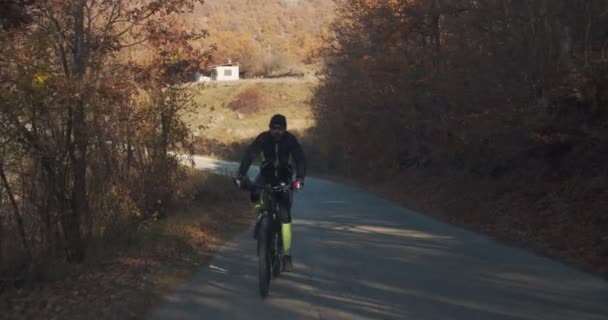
[183,79,317,157]
[187,0,335,76]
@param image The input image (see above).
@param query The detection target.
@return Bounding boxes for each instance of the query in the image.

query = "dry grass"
[228,85,264,114]
[184,79,317,145]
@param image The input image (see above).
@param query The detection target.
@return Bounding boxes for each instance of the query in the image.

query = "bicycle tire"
[272,231,282,278]
[257,217,271,298]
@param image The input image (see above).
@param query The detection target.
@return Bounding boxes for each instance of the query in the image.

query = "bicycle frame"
[257,186,285,264]
[252,182,291,298]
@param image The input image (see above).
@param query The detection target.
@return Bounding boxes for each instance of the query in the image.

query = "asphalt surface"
[147,156,608,320]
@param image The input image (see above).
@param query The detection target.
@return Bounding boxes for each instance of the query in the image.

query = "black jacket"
[238,131,306,182]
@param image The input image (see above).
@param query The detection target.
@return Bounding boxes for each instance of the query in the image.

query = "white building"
[212,61,240,81]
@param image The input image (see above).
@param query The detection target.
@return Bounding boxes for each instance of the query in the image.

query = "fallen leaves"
[0,175,252,320]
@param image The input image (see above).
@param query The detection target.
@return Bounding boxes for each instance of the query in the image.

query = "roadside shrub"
[229,85,264,114]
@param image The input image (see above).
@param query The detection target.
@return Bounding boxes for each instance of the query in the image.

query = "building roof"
[210,61,240,68]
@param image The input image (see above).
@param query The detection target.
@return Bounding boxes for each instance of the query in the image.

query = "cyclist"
[234,114,306,272]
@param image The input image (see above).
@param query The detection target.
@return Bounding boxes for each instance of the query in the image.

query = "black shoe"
[282,255,293,272]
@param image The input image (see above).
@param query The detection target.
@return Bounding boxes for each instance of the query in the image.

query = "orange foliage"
[185,0,335,76]
[229,85,263,114]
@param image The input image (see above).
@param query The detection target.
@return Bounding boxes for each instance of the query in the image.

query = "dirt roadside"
[314,169,608,280]
[0,173,254,320]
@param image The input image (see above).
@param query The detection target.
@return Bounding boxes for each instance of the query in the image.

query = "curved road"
[147,156,608,320]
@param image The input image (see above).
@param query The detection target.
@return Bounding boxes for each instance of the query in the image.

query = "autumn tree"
[187,0,335,76]
[310,0,608,276]
[313,0,608,177]
[0,0,209,277]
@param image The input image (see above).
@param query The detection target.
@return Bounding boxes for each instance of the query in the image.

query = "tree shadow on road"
[146,177,608,320]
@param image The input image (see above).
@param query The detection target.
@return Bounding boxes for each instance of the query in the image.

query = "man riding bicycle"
[234,114,306,272]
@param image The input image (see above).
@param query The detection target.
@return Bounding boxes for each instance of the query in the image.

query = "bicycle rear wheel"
[257,217,271,298]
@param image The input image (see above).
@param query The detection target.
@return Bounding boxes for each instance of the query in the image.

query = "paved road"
[147,156,608,320]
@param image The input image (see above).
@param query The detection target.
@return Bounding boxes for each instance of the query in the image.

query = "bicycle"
[247,181,293,298]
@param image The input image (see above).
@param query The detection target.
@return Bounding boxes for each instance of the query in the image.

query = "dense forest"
[312,0,608,273]
[315,0,608,175]
[188,0,335,76]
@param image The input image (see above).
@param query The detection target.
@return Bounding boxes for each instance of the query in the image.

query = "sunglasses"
[270,126,285,131]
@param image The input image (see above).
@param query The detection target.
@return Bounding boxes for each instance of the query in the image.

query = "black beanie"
[269,114,287,129]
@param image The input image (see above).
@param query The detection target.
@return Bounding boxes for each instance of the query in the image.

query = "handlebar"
[249,182,293,193]
[235,177,294,192]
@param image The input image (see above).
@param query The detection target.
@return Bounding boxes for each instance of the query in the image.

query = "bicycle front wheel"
[257,217,271,298]
[273,230,283,278]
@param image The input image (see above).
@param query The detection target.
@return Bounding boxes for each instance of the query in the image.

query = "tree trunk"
[0,162,32,264]
[65,102,87,263]
[126,113,133,174]
[430,0,441,53]
[0,168,4,265]
[63,0,88,262]
[159,99,172,217]
[42,169,54,255]
[584,0,593,65]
